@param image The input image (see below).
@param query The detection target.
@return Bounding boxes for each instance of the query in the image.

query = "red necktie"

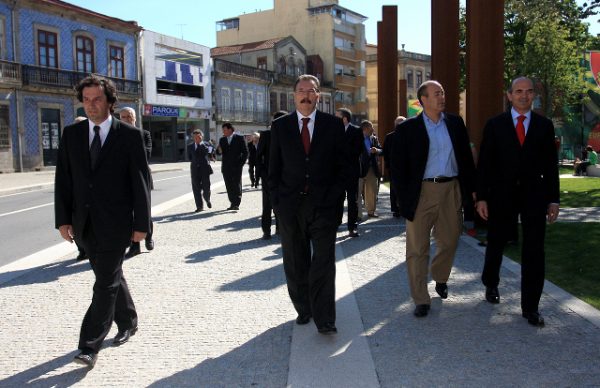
[516,115,526,146]
[301,117,311,154]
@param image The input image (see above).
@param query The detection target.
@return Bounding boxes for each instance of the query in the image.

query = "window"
[0,17,5,59]
[426,71,431,81]
[109,45,124,78]
[221,88,231,113]
[287,57,295,76]
[416,70,423,87]
[234,89,242,120]
[407,68,413,88]
[76,36,94,73]
[270,92,278,113]
[38,30,58,68]
[257,92,264,113]
[246,91,253,113]
[156,80,204,98]
[0,105,9,150]
[296,59,304,76]
[277,56,286,75]
[288,92,294,111]
[257,56,267,70]
[280,93,287,111]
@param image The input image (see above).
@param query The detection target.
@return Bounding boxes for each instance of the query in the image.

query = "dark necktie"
[301,117,310,154]
[516,115,526,146]
[90,125,101,169]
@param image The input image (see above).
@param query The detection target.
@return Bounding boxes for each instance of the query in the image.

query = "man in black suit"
[218,122,248,210]
[188,129,214,212]
[390,80,475,318]
[383,116,406,218]
[247,132,260,188]
[119,107,154,258]
[55,75,150,368]
[256,111,287,239]
[269,74,348,335]
[359,120,383,219]
[335,107,363,237]
[476,76,559,327]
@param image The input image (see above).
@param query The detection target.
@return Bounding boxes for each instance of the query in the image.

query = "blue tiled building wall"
[0,3,15,61]
[215,78,268,112]
[22,94,73,156]
[18,8,137,79]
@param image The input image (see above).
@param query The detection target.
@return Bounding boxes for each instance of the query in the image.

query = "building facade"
[140,30,212,162]
[216,0,367,121]
[0,0,141,172]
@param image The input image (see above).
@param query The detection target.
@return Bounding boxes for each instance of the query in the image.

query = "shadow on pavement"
[0,258,90,289]
[0,352,89,387]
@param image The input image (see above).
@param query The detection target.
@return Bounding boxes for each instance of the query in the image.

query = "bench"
[586,164,600,177]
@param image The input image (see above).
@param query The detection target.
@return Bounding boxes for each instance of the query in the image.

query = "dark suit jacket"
[383,129,396,170]
[142,129,152,159]
[247,141,258,166]
[219,133,248,173]
[390,112,476,221]
[188,141,213,176]
[360,134,383,178]
[268,111,349,214]
[54,117,150,250]
[256,129,271,179]
[476,111,559,214]
[344,123,364,181]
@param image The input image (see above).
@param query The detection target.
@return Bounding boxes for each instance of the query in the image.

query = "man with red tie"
[268,74,348,335]
[476,76,560,327]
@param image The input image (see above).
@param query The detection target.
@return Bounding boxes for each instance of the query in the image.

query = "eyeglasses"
[295,88,319,95]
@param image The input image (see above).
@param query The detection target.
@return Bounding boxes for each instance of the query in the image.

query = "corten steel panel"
[431,0,460,115]
[466,0,504,151]
[398,79,408,118]
[377,6,398,140]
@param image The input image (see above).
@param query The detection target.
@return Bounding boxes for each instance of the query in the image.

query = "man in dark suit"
[383,116,406,218]
[390,80,475,318]
[55,75,150,368]
[476,76,559,327]
[256,111,287,240]
[247,133,260,188]
[188,129,213,212]
[218,122,248,210]
[119,107,154,258]
[335,107,363,237]
[359,120,383,219]
[269,74,348,335]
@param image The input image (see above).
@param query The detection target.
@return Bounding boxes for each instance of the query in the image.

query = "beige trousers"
[405,180,463,305]
[359,168,379,218]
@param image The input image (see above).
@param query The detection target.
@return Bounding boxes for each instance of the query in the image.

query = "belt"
[423,176,456,183]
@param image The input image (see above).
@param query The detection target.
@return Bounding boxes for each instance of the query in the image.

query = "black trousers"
[248,164,259,186]
[223,168,242,207]
[336,178,359,230]
[390,180,399,214]
[78,220,137,353]
[277,197,337,328]
[191,169,211,209]
[482,205,546,313]
[260,172,277,235]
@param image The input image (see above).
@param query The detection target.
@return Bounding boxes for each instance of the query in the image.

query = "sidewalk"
[0,174,599,386]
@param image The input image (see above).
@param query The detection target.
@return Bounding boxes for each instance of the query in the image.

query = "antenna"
[175,24,187,39]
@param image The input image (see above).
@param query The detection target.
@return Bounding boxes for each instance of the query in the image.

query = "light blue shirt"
[364,135,371,153]
[510,107,531,135]
[422,112,458,179]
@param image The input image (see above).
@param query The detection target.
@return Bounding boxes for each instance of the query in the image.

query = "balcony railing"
[215,109,271,124]
[213,59,272,82]
[21,65,141,96]
[0,60,21,84]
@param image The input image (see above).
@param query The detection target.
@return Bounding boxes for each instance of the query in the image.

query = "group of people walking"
[54,73,559,369]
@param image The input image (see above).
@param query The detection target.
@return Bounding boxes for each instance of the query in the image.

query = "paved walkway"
[0,166,599,387]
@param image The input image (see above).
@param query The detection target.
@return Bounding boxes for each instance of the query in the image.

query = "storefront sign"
[144,104,179,117]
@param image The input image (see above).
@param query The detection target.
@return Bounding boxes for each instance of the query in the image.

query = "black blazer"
[383,129,396,170]
[54,118,150,250]
[360,134,383,178]
[247,141,258,166]
[142,129,152,159]
[390,113,475,221]
[476,111,559,213]
[188,141,213,176]
[344,123,364,180]
[219,133,248,173]
[256,129,271,179]
[268,111,349,214]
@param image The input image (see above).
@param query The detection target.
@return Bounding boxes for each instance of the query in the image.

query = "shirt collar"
[296,109,317,125]
[89,115,112,132]
[511,107,531,122]
[423,111,445,126]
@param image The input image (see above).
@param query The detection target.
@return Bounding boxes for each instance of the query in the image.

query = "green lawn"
[559,178,600,207]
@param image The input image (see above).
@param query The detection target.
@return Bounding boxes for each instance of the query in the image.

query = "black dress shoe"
[262,234,272,240]
[392,212,401,218]
[435,282,448,299]
[522,311,545,327]
[113,326,138,346]
[125,245,141,259]
[348,229,359,238]
[367,212,379,218]
[485,287,500,304]
[227,205,239,210]
[317,323,337,335]
[74,349,97,368]
[207,201,212,209]
[145,239,154,251]
[413,304,430,317]
[295,314,311,325]
[194,208,203,213]
[76,252,87,261]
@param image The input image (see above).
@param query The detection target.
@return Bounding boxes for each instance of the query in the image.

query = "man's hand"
[476,200,489,221]
[131,231,147,242]
[58,224,74,243]
[547,203,559,224]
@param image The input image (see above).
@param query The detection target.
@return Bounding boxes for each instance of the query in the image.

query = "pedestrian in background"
[188,129,213,212]
[359,120,383,219]
[476,76,559,327]
[218,122,248,211]
[55,75,150,368]
[247,132,260,188]
[269,74,348,335]
[390,80,475,318]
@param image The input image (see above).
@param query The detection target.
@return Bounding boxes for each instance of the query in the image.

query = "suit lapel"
[287,112,305,153]
[310,111,323,154]
[503,112,522,147]
[79,120,92,174]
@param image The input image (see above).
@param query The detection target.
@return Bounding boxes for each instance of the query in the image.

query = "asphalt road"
[0,168,207,267]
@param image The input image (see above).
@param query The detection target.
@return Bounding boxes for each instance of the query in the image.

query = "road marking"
[0,202,53,218]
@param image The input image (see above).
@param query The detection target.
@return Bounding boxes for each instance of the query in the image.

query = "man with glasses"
[269,74,348,335]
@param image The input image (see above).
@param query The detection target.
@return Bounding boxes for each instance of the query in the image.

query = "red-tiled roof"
[211,37,287,56]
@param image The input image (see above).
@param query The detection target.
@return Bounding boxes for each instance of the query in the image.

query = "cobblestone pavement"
[0,174,599,387]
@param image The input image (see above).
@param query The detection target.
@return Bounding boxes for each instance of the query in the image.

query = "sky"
[68,0,599,55]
